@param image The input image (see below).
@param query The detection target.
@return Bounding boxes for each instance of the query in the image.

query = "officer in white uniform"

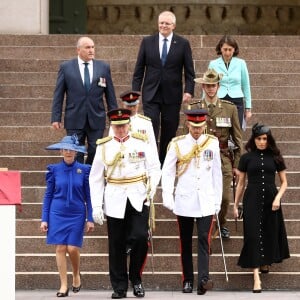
[90,108,161,299]
[109,90,158,162]
[161,108,222,295]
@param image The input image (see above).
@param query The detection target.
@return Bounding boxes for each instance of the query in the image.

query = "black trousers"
[177,215,214,287]
[67,117,105,165]
[106,200,149,293]
[142,92,181,165]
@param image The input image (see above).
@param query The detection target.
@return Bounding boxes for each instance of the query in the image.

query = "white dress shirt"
[78,57,93,84]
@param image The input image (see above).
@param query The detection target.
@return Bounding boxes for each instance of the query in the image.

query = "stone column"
[0,0,49,34]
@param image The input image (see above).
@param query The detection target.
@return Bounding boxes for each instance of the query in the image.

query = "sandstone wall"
[87,0,300,35]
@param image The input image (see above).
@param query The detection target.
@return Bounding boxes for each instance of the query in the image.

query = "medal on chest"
[216,117,232,127]
[203,149,213,170]
[128,150,145,169]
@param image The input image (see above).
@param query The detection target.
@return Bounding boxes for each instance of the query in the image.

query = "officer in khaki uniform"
[161,108,222,295]
[109,90,159,163]
[194,68,243,238]
[89,108,161,299]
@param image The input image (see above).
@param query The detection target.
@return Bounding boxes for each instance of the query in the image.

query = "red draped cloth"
[0,171,21,205]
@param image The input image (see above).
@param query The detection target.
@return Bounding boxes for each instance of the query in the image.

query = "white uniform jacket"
[161,133,222,218]
[89,134,161,219]
[109,114,158,161]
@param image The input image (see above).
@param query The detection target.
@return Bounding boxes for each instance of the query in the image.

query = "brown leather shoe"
[197,279,213,295]
[111,290,127,299]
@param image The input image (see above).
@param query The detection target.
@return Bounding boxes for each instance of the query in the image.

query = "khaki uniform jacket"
[198,99,243,169]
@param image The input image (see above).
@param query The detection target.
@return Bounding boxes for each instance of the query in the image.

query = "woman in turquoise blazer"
[208,35,252,129]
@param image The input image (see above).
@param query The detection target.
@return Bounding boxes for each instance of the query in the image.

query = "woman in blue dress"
[40,135,94,297]
[233,123,289,293]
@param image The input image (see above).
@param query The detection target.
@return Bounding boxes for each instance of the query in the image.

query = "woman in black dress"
[233,123,289,293]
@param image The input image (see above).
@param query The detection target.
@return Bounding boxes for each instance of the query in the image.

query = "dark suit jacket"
[51,58,117,130]
[132,33,195,105]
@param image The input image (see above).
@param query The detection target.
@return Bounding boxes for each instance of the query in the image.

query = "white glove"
[163,194,174,211]
[92,207,104,225]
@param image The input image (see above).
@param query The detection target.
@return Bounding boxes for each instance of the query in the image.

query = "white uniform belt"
[107,174,147,184]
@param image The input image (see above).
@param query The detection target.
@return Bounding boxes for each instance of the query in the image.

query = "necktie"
[161,38,168,66]
[208,104,214,115]
[84,62,90,92]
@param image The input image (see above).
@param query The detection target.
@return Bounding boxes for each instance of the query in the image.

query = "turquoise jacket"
[208,57,252,109]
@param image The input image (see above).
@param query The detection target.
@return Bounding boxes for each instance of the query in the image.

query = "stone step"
[15,236,300,257]
[248,114,300,127]
[16,222,300,249]
[1,84,300,100]
[178,127,300,141]
[1,34,300,48]
[193,47,300,62]
[198,60,300,74]
[11,169,300,188]
[0,98,299,114]
[1,111,299,127]
[1,35,300,48]
[0,71,131,87]
[0,126,299,143]
[193,86,300,100]
[1,140,299,157]
[3,58,300,74]
[15,202,300,220]
[18,186,300,204]
[1,43,300,61]
[2,71,300,87]
[1,58,129,73]
[195,35,300,48]
[15,272,300,290]
[16,254,298,273]
[0,98,53,113]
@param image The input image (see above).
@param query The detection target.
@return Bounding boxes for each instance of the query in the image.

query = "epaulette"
[96,136,112,145]
[137,114,151,121]
[220,99,234,105]
[131,132,147,142]
[171,135,186,143]
[206,134,218,140]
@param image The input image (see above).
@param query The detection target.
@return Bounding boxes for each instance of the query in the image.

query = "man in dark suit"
[132,11,195,164]
[51,36,117,165]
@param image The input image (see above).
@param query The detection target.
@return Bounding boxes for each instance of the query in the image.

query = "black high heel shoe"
[72,273,82,293]
[56,288,69,297]
[252,280,262,293]
[259,265,269,274]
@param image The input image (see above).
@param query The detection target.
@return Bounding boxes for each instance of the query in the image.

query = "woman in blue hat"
[40,134,94,297]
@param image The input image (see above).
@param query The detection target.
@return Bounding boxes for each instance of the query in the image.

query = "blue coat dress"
[41,160,93,247]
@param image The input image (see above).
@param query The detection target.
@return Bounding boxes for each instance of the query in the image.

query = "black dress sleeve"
[275,159,286,172]
[237,153,248,172]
